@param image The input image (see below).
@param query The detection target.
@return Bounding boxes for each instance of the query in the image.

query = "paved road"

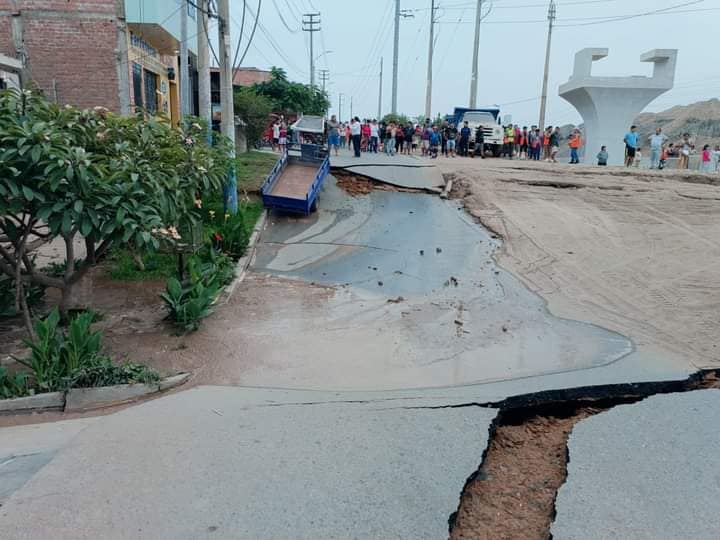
[552,389,720,540]
[0,155,707,538]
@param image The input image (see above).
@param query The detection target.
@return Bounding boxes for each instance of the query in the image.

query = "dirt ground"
[450,410,596,540]
[438,158,720,370]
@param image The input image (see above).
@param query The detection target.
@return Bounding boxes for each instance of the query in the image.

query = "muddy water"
[241,177,633,390]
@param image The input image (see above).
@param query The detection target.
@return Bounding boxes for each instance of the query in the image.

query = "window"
[132,63,143,109]
[143,69,158,114]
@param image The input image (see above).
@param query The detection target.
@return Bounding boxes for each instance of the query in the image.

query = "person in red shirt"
[361,120,371,152]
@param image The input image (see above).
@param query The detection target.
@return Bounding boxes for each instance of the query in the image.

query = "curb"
[0,392,65,413]
[0,372,190,415]
[217,209,267,305]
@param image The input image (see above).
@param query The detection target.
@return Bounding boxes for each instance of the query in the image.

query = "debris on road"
[387,296,405,304]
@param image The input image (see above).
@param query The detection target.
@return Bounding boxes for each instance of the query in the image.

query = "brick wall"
[0,0,123,112]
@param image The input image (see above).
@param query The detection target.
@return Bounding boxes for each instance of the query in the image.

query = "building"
[0,0,199,122]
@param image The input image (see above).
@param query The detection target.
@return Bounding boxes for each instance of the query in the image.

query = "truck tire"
[492,145,502,157]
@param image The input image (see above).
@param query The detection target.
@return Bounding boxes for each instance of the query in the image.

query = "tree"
[233,87,273,151]
[252,67,330,115]
[382,113,411,125]
[0,90,230,335]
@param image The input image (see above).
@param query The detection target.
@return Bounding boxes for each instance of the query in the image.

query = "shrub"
[13,308,159,393]
[0,274,45,318]
[66,358,159,388]
[160,250,232,333]
[0,366,30,399]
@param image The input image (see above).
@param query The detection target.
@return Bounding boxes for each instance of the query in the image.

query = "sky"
[222,0,720,126]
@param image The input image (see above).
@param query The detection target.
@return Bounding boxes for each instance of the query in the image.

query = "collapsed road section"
[449,369,720,540]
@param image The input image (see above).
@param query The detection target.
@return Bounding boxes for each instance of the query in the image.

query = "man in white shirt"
[350,117,362,157]
[370,120,379,153]
[648,127,668,169]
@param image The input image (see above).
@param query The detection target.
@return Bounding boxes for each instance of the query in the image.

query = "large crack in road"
[448,369,720,540]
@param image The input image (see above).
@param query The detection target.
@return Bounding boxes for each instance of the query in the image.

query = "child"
[659,143,672,170]
[597,146,608,166]
[701,144,713,173]
[634,148,642,168]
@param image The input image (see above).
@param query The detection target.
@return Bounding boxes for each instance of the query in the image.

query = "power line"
[271,0,300,33]
[231,0,248,72]
[237,0,261,68]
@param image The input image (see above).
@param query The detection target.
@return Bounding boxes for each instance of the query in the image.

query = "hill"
[554,99,720,156]
[634,98,720,149]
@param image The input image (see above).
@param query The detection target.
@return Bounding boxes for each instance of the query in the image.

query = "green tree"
[382,113,411,125]
[233,87,273,151]
[0,90,230,334]
[252,67,330,115]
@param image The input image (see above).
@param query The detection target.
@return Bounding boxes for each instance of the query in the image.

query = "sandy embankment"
[439,159,720,369]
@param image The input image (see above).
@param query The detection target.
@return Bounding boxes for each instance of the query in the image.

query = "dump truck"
[451,107,504,157]
[260,115,329,215]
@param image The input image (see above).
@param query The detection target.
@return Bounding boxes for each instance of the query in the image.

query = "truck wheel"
[492,145,501,157]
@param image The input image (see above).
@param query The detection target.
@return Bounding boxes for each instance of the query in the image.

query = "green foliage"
[160,249,234,333]
[107,249,177,281]
[66,358,160,388]
[234,88,274,150]
[382,113,411,125]
[16,309,105,392]
[0,366,30,399]
[251,67,330,115]
[0,89,233,322]
[0,274,45,318]
[12,308,158,393]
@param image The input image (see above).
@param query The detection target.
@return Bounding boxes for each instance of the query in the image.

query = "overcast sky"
[225,0,719,125]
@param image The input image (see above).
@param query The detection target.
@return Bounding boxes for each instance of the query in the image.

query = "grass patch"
[107,250,177,281]
[235,150,278,192]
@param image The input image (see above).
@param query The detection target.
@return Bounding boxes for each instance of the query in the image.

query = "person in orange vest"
[568,128,583,164]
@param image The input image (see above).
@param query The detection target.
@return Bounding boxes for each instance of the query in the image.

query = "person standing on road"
[504,125,515,159]
[327,115,340,156]
[370,119,379,153]
[543,127,552,161]
[446,123,458,157]
[568,129,582,164]
[519,127,528,160]
[623,125,639,167]
[648,127,667,169]
[549,127,560,163]
[385,122,397,156]
[350,117,362,158]
[473,124,485,158]
[514,124,521,157]
[678,132,692,169]
[701,144,713,172]
[459,121,471,157]
[404,123,414,155]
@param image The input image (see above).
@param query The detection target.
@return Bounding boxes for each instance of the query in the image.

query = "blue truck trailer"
[260,115,330,215]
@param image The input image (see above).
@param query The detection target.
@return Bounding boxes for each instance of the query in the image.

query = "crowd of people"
[321,116,720,173]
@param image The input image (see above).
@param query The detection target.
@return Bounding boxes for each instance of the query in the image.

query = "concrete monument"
[559,48,678,165]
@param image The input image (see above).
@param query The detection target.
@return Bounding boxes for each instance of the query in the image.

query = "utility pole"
[350,96,353,120]
[303,13,321,88]
[319,69,330,92]
[338,93,344,121]
[180,0,190,115]
[538,0,556,131]
[469,0,483,108]
[424,0,436,120]
[378,57,383,120]
[391,4,414,115]
[392,0,400,115]
[196,0,211,131]
[217,0,237,214]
